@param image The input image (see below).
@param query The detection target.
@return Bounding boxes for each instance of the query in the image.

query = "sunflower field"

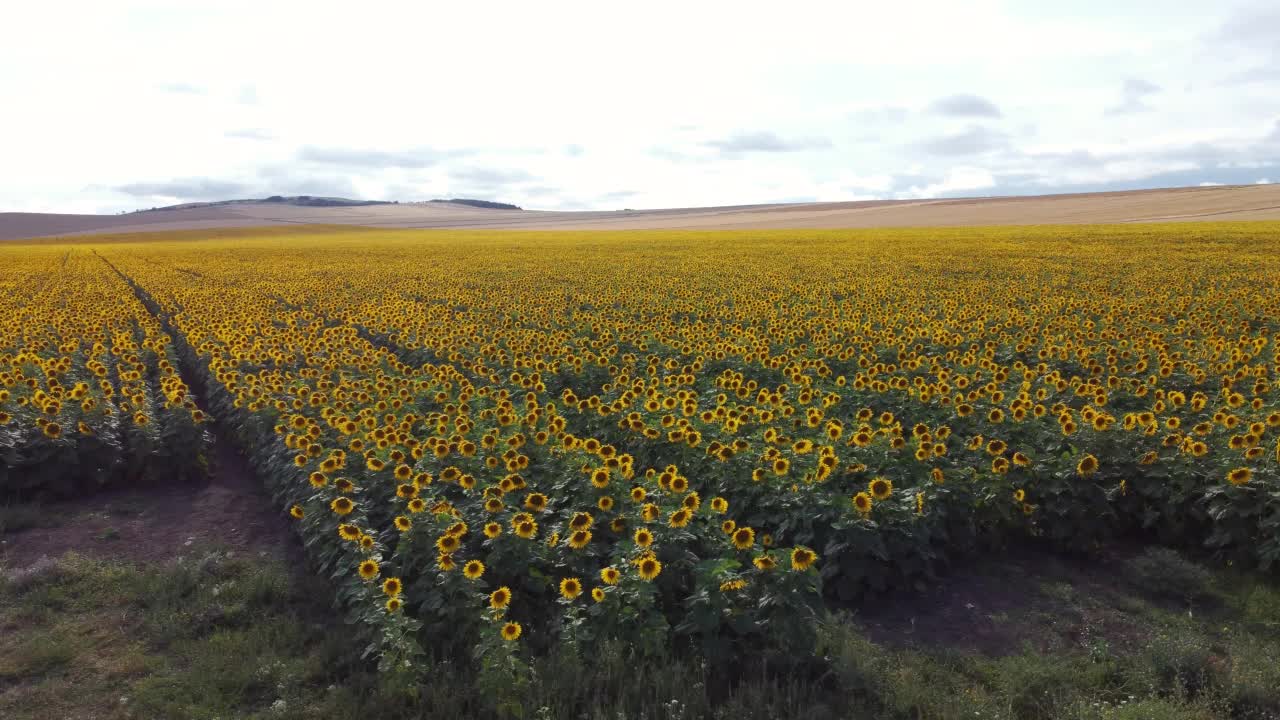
[4,223,1279,669]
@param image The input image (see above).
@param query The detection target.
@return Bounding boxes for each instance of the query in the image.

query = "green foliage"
[1126,548,1215,604]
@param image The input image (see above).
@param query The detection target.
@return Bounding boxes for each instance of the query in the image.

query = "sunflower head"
[869,477,893,500]
[1077,454,1099,476]
[463,560,486,580]
[1227,467,1252,486]
[559,577,583,600]
[853,492,873,514]
[490,586,511,609]
[790,546,817,571]
[732,526,755,550]
[637,556,662,581]
[357,559,380,580]
[501,621,522,641]
[634,528,653,547]
[289,505,305,520]
[600,567,621,585]
[382,577,403,597]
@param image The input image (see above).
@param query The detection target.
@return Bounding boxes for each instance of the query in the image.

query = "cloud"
[237,84,259,105]
[1213,3,1280,51]
[703,131,832,153]
[297,146,470,169]
[225,128,275,141]
[1106,78,1161,115]
[448,167,536,186]
[156,82,203,95]
[918,126,1009,156]
[1260,178,1273,184]
[1199,181,1224,186]
[928,94,1002,118]
[898,167,997,198]
[114,178,253,200]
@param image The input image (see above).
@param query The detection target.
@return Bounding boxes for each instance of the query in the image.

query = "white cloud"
[1260,178,1273,184]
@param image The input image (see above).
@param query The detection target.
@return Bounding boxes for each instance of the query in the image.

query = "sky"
[1,0,1277,214]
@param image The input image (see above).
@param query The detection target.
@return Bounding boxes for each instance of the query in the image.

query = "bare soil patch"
[0,435,296,570]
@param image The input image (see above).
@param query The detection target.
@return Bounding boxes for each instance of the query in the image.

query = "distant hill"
[138,196,523,212]
[427,198,523,210]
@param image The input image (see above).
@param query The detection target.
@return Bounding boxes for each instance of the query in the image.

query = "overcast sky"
[2,0,1277,213]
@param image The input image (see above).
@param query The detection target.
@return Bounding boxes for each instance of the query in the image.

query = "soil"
[854,548,1150,657]
[0,430,299,570]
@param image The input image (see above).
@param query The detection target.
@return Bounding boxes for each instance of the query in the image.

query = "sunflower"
[600,566,621,585]
[730,526,755,550]
[721,519,737,534]
[754,554,777,571]
[630,486,647,502]
[773,458,790,475]
[338,524,362,541]
[359,535,375,550]
[709,496,728,513]
[357,559,380,580]
[637,556,662,581]
[501,621,522,641]
[1013,489,1027,503]
[490,586,512,609]
[1012,452,1031,467]
[330,497,355,515]
[436,534,462,553]
[1076,454,1099,477]
[931,468,945,484]
[515,520,538,539]
[610,517,626,533]
[386,597,402,613]
[668,509,692,528]
[852,492,873,515]
[569,512,594,530]
[869,477,892,500]
[597,496,615,512]
[483,522,502,538]
[308,471,327,488]
[682,492,701,511]
[407,498,426,514]
[559,577,583,600]
[568,530,592,549]
[719,579,748,592]
[524,493,548,511]
[382,577,403,597]
[289,505,305,519]
[634,528,654,547]
[394,515,412,532]
[641,503,660,522]
[790,546,817,571]
[463,560,485,580]
[591,587,606,602]
[1227,467,1252,486]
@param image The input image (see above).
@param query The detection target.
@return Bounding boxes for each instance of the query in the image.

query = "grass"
[1,545,1278,719]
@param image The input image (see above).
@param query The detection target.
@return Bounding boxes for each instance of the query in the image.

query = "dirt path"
[0,433,297,569]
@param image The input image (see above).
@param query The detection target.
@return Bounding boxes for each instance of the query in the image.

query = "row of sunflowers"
[0,247,207,497]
